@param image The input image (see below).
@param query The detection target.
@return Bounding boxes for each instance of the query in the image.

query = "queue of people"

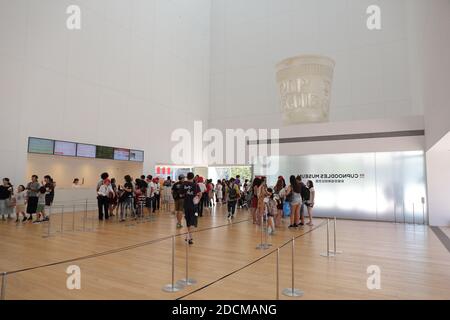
[2,172,317,244]
[0,175,56,223]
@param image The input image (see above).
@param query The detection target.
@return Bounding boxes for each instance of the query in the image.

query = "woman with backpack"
[227,178,240,220]
[273,176,286,227]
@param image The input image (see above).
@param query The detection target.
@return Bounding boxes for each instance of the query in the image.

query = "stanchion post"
[256,214,270,250]
[412,203,415,225]
[83,200,87,232]
[276,248,280,300]
[163,236,184,292]
[1,272,6,300]
[72,205,75,232]
[46,206,52,237]
[421,197,426,225]
[282,238,303,297]
[177,235,197,286]
[321,218,335,257]
[329,217,343,254]
[60,206,64,233]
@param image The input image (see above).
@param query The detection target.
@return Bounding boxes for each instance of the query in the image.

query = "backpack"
[172,182,184,200]
[228,184,238,201]
[301,184,310,201]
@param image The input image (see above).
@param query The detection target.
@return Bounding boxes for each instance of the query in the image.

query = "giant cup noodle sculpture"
[276,55,335,124]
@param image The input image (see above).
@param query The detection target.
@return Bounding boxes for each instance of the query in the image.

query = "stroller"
[238,190,251,210]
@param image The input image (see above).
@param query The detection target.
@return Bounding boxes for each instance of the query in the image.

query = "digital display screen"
[129,150,144,162]
[54,141,76,156]
[76,144,96,158]
[28,138,54,155]
[114,148,130,161]
[96,146,114,159]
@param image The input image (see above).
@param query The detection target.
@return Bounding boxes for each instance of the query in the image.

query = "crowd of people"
[0,175,55,223]
[1,172,316,244]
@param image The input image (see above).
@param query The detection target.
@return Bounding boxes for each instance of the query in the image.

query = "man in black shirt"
[172,175,186,229]
[183,172,201,245]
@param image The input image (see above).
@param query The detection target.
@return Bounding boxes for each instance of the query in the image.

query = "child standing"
[264,188,278,235]
[33,187,48,223]
[14,185,27,222]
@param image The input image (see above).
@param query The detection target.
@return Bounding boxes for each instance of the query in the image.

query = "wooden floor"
[0,204,449,300]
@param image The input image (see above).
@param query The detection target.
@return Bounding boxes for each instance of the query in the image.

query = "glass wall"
[208,166,252,183]
[254,151,427,224]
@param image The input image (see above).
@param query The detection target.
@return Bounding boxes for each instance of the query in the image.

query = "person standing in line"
[0,178,13,220]
[296,175,308,226]
[305,180,315,226]
[154,177,161,212]
[222,179,228,204]
[33,186,48,223]
[26,175,40,222]
[119,175,134,222]
[264,188,278,235]
[207,179,214,208]
[196,177,206,217]
[43,175,55,213]
[162,176,173,212]
[215,180,223,205]
[145,175,155,215]
[109,178,119,216]
[273,176,286,227]
[286,175,302,228]
[227,178,240,220]
[256,177,268,224]
[14,185,27,222]
[97,178,113,220]
[250,178,261,224]
[183,172,201,245]
[172,175,186,229]
[96,172,109,219]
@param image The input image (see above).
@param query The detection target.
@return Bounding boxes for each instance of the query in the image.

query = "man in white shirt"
[146,175,155,214]
[97,178,113,220]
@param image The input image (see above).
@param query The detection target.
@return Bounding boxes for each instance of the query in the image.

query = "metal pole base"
[256,243,272,250]
[329,250,343,254]
[320,252,336,257]
[177,278,197,286]
[162,283,184,292]
[282,288,303,297]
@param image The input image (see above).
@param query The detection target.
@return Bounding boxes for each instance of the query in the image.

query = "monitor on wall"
[96,146,114,160]
[54,140,77,157]
[114,148,130,161]
[28,137,54,155]
[129,150,144,162]
[76,143,96,158]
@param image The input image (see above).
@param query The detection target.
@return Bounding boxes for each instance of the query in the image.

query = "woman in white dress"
[215,180,223,205]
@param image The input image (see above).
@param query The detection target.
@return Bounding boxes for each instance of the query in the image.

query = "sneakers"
[188,239,194,245]
[32,220,41,224]
[176,223,183,229]
[227,213,231,219]
[42,216,50,222]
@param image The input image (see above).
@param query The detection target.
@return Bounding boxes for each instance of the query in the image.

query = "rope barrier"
[175,219,328,300]
[3,217,251,276]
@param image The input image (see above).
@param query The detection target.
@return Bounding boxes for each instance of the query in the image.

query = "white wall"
[404,0,450,226]
[0,0,211,185]
[426,139,450,227]
[209,0,421,127]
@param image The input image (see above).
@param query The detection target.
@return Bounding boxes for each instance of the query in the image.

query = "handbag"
[283,201,291,217]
